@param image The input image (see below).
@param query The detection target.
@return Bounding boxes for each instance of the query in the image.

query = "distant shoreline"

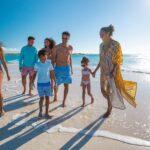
[4,52,141,55]
[4,53,100,55]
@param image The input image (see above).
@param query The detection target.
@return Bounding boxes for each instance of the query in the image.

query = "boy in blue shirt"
[33,49,56,118]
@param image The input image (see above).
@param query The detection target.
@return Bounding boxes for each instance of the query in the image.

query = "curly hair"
[45,38,56,49]
[81,57,89,64]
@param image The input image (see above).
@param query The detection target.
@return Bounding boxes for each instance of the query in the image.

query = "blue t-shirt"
[19,45,38,68]
[34,61,53,83]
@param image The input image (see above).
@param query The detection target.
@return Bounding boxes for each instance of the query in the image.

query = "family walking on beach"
[0,25,137,118]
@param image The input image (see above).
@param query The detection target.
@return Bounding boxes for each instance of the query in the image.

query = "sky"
[0,0,150,54]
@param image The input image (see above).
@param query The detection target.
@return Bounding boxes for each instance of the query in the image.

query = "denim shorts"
[37,82,52,97]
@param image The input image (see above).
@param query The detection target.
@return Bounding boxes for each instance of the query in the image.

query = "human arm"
[32,63,38,84]
[93,44,102,77]
[70,47,73,75]
[88,68,94,78]
[50,70,57,93]
[51,47,57,67]
[93,61,100,77]
[0,48,10,81]
[49,61,57,92]
[34,48,38,64]
[19,48,24,72]
[32,71,37,84]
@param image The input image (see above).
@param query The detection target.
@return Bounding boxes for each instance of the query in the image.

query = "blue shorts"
[37,82,52,97]
[54,65,72,86]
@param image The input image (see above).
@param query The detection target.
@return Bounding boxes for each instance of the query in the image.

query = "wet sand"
[0,63,150,150]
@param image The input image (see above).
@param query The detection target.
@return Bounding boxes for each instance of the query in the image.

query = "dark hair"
[28,36,35,41]
[62,31,70,37]
[38,49,47,58]
[100,25,115,36]
[45,38,56,49]
[81,57,89,64]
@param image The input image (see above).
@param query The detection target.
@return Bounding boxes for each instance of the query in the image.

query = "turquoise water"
[4,53,150,74]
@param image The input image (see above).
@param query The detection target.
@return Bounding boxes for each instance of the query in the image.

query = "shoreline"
[0,63,150,150]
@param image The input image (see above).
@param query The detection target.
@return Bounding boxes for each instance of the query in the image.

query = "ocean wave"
[45,124,150,147]
[7,60,18,64]
[121,69,150,74]
[6,58,150,75]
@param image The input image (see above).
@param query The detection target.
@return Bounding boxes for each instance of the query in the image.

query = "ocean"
[5,53,150,74]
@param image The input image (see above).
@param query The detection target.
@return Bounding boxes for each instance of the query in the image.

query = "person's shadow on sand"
[4,95,39,112]
[60,115,105,150]
[0,108,39,142]
[4,94,23,103]
[0,106,86,150]
[0,103,63,142]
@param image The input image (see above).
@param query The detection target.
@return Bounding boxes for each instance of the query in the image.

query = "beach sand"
[0,63,150,150]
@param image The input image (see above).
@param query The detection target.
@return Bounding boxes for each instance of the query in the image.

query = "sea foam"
[46,125,150,147]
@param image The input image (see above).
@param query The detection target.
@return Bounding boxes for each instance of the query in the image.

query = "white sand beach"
[0,63,150,150]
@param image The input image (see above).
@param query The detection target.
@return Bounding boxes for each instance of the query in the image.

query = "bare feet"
[103,111,111,118]
[0,109,5,117]
[81,103,85,107]
[53,97,57,102]
[62,103,66,107]
[29,91,34,96]
[91,98,94,104]
[22,89,26,95]
[31,83,35,90]
[38,112,42,119]
[45,114,53,119]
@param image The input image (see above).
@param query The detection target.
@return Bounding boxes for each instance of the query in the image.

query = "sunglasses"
[62,37,68,40]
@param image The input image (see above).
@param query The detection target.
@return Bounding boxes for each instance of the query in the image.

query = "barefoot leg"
[53,85,58,102]
[62,84,69,107]
[29,75,34,96]
[87,84,94,104]
[22,76,26,95]
[45,96,50,115]
[101,87,112,118]
[81,84,86,107]
[0,73,4,116]
[104,95,112,118]
[0,96,5,116]
[38,97,44,118]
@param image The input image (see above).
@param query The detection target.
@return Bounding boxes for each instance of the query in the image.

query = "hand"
[71,70,73,75]
[51,85,54,94]
[109,70,114,78]
[31,82,35,90]
[92,71,96,78]
[7,74,10,81]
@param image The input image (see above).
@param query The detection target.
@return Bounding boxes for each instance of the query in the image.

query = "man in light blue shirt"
[19,36,38,96]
